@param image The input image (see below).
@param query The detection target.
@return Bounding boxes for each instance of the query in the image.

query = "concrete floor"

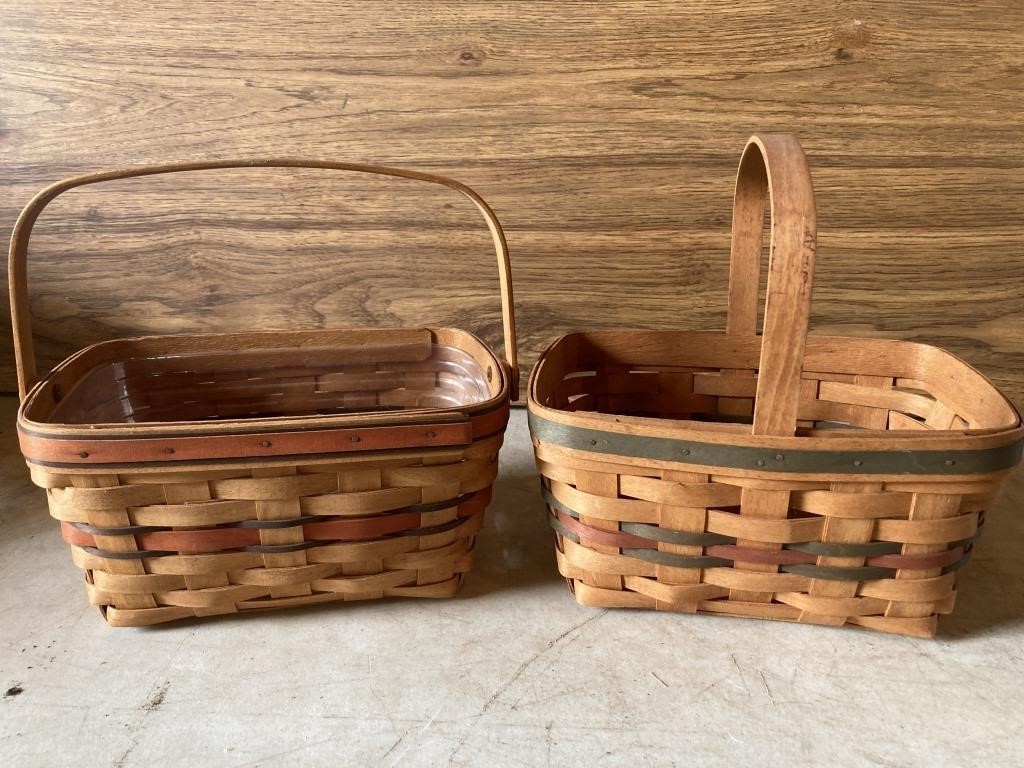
[1,398,1022,767]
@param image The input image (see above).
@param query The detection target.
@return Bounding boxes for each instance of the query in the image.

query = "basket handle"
[725,134,817,436]
[8,160,519,400]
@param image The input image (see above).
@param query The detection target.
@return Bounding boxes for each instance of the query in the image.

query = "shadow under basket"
[10,160,518,627]
[528,134,1023,638]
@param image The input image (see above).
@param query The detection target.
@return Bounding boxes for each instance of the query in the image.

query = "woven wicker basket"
[10,160,518,627]
[528,134,1023,638]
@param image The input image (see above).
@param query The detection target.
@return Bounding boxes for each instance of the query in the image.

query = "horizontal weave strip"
[69,512,481,559]
[64,493,486,558]
[70,490,485,536]
[541,486,729,546]
[549,507,971,575]
[542,485,975,561]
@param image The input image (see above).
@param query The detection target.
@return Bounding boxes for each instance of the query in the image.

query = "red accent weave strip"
[553,513,969,571]
[61,491,491,553]
[553,510,654,549]
[707,544,816,566]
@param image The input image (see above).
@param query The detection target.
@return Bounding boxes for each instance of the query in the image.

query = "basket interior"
[35,331,497,426]
[533,331,1019,434]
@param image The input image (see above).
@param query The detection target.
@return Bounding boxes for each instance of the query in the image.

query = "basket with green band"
[528,134,1022,637]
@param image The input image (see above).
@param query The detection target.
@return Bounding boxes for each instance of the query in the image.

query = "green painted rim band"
[529,411,1023,475]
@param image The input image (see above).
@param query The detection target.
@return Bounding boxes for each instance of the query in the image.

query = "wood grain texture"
[2,2,1022,403]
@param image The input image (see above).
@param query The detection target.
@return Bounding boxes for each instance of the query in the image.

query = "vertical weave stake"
[11,160,517,627]
[528,134,1023,637]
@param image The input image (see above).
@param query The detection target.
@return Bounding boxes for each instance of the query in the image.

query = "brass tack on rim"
[164,448,175,455]
[78,451,89,458]
[350,435,361,443]
[426,431,436,438]
[259,440,271,448]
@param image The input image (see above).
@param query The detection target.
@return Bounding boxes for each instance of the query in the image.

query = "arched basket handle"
[8,160,519,399]
[725,134,817,436]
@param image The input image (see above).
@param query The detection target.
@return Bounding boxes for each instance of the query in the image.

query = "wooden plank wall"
[2,2,1022,403]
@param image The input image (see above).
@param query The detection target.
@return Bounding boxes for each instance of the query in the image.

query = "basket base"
[99,571,469,628]
[566,578,942,638]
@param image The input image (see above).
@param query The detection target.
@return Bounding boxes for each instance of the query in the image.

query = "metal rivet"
[164,448,175,455]
[945,459,956,466]
[681,448,691,456]
[853,459,863,467]
[590,439,598,446]
[426,431,436,439]
[78,451,89,459]
[350,436,361,443]
[775,454,784,461]
[260,440,271,448]
[756,459,766,467]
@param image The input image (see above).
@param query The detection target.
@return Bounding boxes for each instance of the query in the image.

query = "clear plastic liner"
[47,343,492,425]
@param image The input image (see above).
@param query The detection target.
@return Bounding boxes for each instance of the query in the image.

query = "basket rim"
[528,330,1023,478]
[18,326,511,468]
[21,325,509,434]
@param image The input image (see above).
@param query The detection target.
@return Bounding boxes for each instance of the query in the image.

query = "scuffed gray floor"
[2,400,1022,767]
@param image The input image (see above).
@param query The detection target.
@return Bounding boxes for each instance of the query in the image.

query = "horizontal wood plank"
[1,1,1021,404]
